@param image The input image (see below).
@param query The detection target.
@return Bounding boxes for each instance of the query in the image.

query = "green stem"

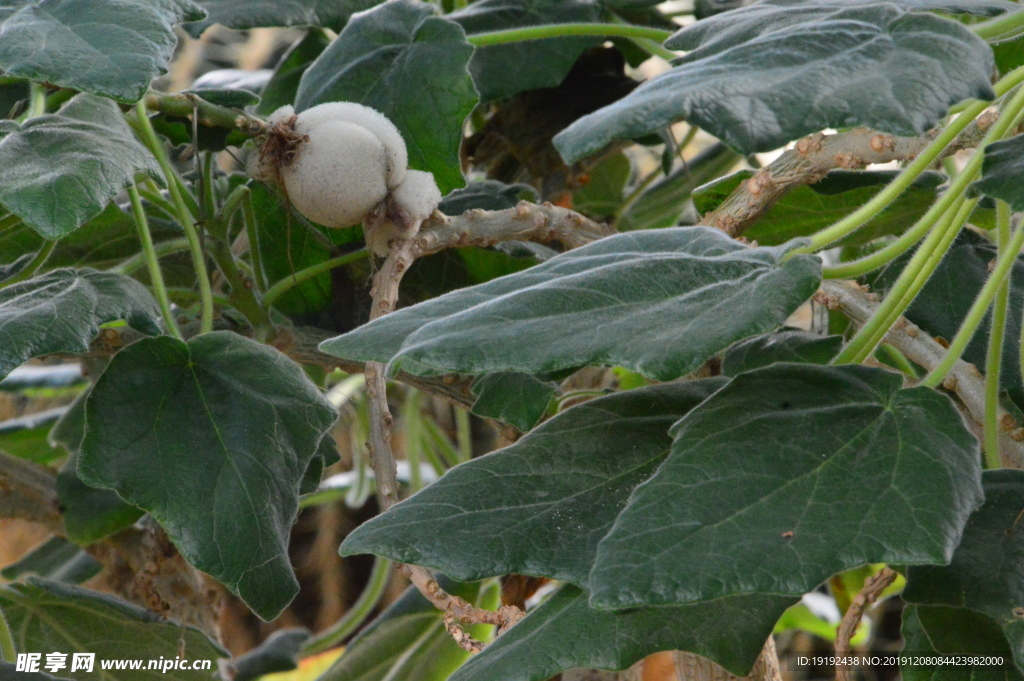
[143,91,265,136]
[127,185,182,340]
[455,407,472,464]
[134,101,215,334]
[300,556,392,657]
[136,187,178,221]
[240,191,266,293]
[973,9,1024,40]
[207,236,273,332]
[983,201,1012,469]
[800,64,1024,254]
[114,237,191,275]
[923,218,1024,389]
[877,343,919,378]
[263,249,369,308]
[466,22,673,47]
[0,239,56,288]
[28,82,46,118]
[404,389,423,494]
[0,605,15,661]
[200,152,216,220]
[608,14,677,60]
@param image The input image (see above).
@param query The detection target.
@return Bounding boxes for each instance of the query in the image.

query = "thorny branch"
[363,235,524,652]
[819,280,1024,469]
[834,567,899,681]
[700,115,1000,238]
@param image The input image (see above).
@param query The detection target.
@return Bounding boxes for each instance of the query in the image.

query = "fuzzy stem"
[127,185,182,340]
[0,239,56,288]
[27,83,45,118]
[134,101,215,334]
[466,22,673,47]
[263,249,369,308]
[200,152,216,220]
[143,92,265,136]
[207,236,273,332]
[984,201,1013,469]
[0,606,15,662]
[923,218,1024,389]
[114,238,191,275]
[973,9,1024,39]
[300,556,392,657]
[240,191,267,293]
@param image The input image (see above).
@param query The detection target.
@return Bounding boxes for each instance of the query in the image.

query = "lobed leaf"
[295,0,477,194]
[342,380,727,584]
[0,0,205,103]
[320,227,821,381]
[0,267,161,382]
[78,332,338,620]
[0,95,162,238]
[590,364,983,608]
[555,2,995,158]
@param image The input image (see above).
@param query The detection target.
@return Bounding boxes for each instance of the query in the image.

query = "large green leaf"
[0,95,161,238]
[693,170,946,246]
[257,29,332,115]
[902,605,1024,681]
[343,380,726,584]
[295,0,477,194]
[449,0,601,103]
[450,585,794,681]
[469,371,555,431]
[0,268,161,381]
[721,329,842,376]
[320,227,821,381]
[972,134,1024,212]
[869,231,1024,410]
[554,2,995,158]
[0,577,226,681]
[319,579,490,681]
[78,332,338,620]
[0,0,205,103]
[904,470,1024,674]
[590,364,983,609]
[182,0,381,37]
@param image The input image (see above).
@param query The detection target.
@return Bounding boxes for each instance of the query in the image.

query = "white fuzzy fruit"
[255,102,441,254]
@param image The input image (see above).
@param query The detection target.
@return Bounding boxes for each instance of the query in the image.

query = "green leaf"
[721,329,842,376]
[470,372,555,431]
[57,453,144,545]
[0,661,71,681]
[450,585,794,681]
[0,268,161,381]
[617,142,741,232]
[183,0,381,37]
[0,0,205,103]
[0,95,161,238]
[590,364,983,609]
[250,183,333,317]
[572,152,630,220]
[342,380,726,585]
[904,470,1024,674]
[693,170,947,247]
[320,227,821,381]
[227,629,311,681]
[257,29,332,116]
[972,134,1024,212]
[448,0,601,103]
[0,577,226,680]
[554,3,995,158]
[78,332,338,620]
[295,0,477,194]
[183,87,259,109]
[1,536,100,584]
[902,605,1024,681]
[438,180,537,215]
[869,230,1024,411]
[319,579,488,681]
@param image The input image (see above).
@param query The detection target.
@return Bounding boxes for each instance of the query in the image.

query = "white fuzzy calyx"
[254,102,440,255]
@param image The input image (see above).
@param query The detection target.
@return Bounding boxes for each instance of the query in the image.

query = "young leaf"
[319,227,821,381]
[555,3,995,158]
[78,332,339,621]
[904,470,1024,674]
[0,268,161,382]
[449,0,602,103]
[590,364,983,609]
[901,605,1023,681]
[295,0,478,194]
[469,372,556,431]
[721,329,843,376]
[693,170,947,247]
[0,0,206,103]
[183,0,381,37]
[0,95,161,238]
[342,380,727,585]
[0,577,226,681]
[449,585,795,681]
[971,134,1024,212]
